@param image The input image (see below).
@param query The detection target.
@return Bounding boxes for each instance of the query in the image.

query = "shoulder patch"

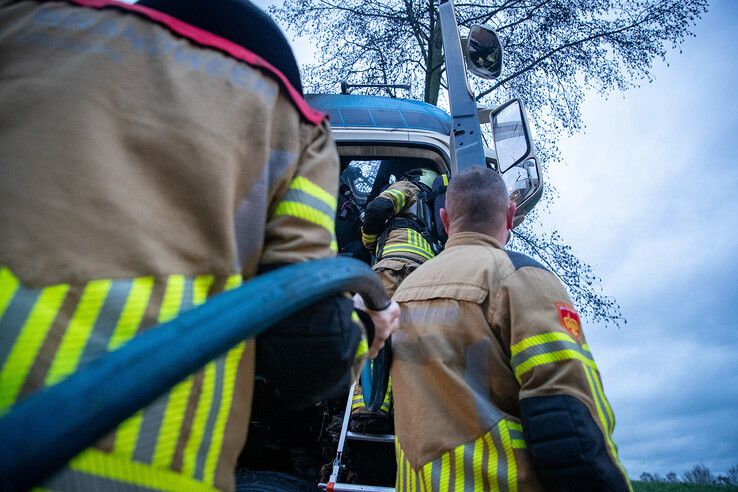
[505,250,548,271]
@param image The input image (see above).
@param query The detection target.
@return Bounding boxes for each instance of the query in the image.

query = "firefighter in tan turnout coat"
[391,167,631,491]
[0,1,398,490]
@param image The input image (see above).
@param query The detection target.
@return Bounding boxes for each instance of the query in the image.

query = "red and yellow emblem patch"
[556,302,582,342]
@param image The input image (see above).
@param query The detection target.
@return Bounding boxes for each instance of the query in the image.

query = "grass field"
[633,481,738,491]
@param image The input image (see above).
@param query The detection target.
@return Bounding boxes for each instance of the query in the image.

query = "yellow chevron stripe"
[193,275,215,306]
[152,276,189,469]
[453,443,464,492]
[0,283,68,411]
[440,451,450,492]
[0,267,20,320]
[225,274,242,291]
[203,341,246,485]
[45,279,112,386]
[500,421,517,492]
[115,412,144,459]
[482,431,497,492]
[108,276,154,351]
[473,437,484,491]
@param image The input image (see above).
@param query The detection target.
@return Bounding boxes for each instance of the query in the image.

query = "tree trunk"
[424,11,444,104]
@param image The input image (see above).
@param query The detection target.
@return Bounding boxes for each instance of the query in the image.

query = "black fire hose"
[0,257,391,491]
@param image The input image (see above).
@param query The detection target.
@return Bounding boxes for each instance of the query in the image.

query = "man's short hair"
[445,166,508,234]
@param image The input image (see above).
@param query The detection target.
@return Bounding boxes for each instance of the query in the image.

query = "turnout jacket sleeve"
[260,119,340,267]
[255,119,368,409]
[493,265,632,492]
[361,180,420,250]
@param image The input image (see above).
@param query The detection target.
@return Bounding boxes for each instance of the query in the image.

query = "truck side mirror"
[466,25,503,79]
[488,99,542,226]
[491,99,531,172]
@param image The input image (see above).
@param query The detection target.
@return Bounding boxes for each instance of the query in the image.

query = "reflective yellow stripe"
[115,413,144,459]
[45,279,112,386]
[382,244,434,260]
[500,421,517,492]
[330,239,338,252]
[0,267,19,320]
[0,283,68,411]
[385,189,406,213]
[111,277,155,457]
[108,277,155,351]
[274,201,335,234]
[203,342,246,485]
[442,174,449,186]
[158,275,185,324]
[183,361,216,477]
[590,367,615,432]
[290,176,336,210]
[193,275,215,306]
[68,448,214,491]
[397,442,406,491]
[514,349,597,380]
[225,274,242,291]
[453,444,464,491]
[473,437,483,491]
[482,431,496,492]
[189,268,216,476]
[584,367,630,488]
[439,451,450,492]
[514,349,598,382]
[510,331,576,356]
[152,275,189,468]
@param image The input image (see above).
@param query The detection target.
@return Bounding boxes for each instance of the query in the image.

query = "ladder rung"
[318,482,395,491]
[345,431,395,443]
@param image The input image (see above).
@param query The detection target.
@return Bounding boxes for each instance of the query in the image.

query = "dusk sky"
[252,0,738,478]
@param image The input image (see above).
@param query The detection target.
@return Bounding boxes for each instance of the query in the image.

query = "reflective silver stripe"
[511,339,593,370]
[463,441,475,491]
[0,287,40,368]
[134,279,193,463]
[464,339,504,429]
[490,428,509,492]
[194,355,226,480]
[431,458,442,491]
[45,468,157,492]
[133,394,168,463]
[508,428,525,443]
[235,164,268,270]
[266,150,297,189]
[281,188,336,218]
[78,280,132,367]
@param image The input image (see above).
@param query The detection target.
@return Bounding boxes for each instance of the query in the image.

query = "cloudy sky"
[253,0,738,478]
[544,1,738,478]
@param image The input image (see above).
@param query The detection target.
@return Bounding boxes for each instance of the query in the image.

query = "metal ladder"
[318,382,395,492]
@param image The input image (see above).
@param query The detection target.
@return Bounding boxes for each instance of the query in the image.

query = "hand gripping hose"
[0,257,391,491]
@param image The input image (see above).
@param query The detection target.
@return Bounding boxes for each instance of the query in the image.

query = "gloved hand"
[362,196,395,235]
[353,294,400,359]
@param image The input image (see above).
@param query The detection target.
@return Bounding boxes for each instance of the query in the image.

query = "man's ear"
[506,201,517,231]
[440,207,450,233]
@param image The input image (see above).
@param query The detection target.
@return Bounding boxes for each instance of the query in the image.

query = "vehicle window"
[338,145,449,206]
[341,160,381,205]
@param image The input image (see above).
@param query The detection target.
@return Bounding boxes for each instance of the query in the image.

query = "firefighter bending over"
[0,1,397,490]
[391,167,631,491]
[351,168,442,430]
